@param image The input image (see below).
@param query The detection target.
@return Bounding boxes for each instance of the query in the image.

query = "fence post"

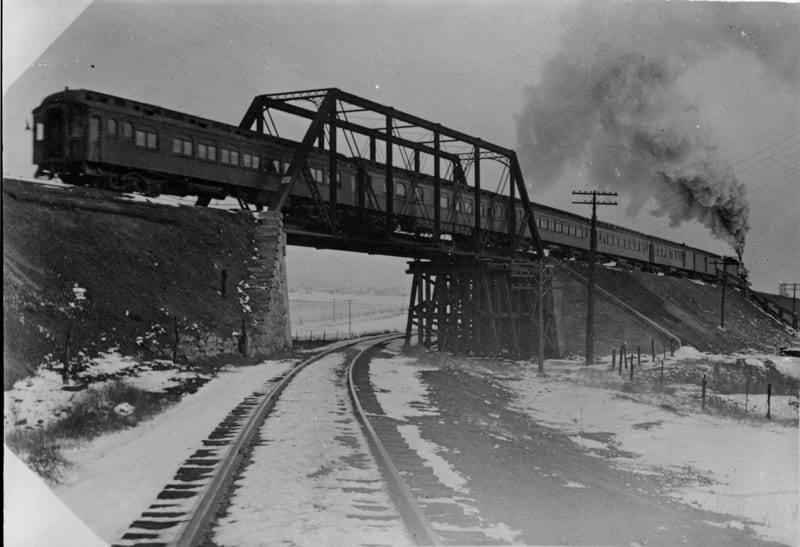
[660,358,664,388]
[172,316,179,362]
[629,355,634,381]
[767,383,772,420]
[701,374,707,409]
[637,346,641,369]
[744,373,750,412]
[612,349,616,370]
[618,345,623,374]
[239,317,247,356]
[651,338,655,362]
[62,322,73,385]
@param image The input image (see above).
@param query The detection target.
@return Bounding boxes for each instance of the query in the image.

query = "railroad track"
[112,334,447,547]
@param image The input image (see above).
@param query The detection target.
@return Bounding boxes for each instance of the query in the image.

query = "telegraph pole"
[572,190,618,365]
[780,283,799,329]
[711,257,734,329]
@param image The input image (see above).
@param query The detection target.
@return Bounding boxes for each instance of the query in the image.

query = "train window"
[173,137,192,157]
[197,143,208,160]
[35,123,45,141]
[107,118,117,138]
[272,159,282,173]
[462,199,473,214]
[207,145,217,162]
[252,155,260,169]
[220,148,239,166]
[310,167,324,184]
[349,174,357,194]
[395,183,407,198]
[123,122,133,140]
[239,153,260,169]
[495,205,505,218]
[440,194,450,209]
[136,129,158,150]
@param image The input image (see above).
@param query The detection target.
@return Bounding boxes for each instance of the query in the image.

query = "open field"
[289,290,407,340]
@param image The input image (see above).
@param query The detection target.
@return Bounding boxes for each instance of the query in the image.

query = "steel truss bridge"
[238,88,556,357]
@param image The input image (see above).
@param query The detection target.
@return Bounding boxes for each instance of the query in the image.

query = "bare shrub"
[5,429,69,484]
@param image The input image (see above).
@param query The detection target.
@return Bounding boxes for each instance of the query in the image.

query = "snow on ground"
[4,351,209,431]
[4,445,106,547]
[6,358,294,545]
[369,339,522,543]
[211,350,413,547]
[503,349,799,546]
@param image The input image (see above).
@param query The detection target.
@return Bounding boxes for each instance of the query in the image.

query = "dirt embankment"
[571,263,796,353]
[3,179,258,390]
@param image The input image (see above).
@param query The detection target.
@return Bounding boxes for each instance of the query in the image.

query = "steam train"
[32,88,745,282]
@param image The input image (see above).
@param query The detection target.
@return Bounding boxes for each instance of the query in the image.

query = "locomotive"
[32,88,745,282]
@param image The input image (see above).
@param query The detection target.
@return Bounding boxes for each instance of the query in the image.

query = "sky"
[2,0,798,292]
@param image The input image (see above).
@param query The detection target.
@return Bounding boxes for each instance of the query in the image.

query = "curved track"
[113,334,441,547]
[348,339,441,546]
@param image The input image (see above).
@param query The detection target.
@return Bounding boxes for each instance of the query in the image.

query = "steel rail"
[347,337,442,546]
[163,334,397,547]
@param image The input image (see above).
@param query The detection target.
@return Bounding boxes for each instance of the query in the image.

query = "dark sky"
[3,0,798,292]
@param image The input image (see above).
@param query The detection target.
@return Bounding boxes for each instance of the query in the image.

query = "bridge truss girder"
[404,257,559,359]
[239,88,544,259]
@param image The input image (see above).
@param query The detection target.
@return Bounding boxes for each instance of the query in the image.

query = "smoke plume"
[516,1,799,255]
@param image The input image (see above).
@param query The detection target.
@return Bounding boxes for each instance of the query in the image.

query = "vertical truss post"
[328,107,338,223]
[473,145,482,254]
[385,113,394,235]
[433,132,441,244]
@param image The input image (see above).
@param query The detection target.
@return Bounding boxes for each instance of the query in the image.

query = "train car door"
[43,108,65,160]
[88,115,101,161]
[648,241,655,263]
